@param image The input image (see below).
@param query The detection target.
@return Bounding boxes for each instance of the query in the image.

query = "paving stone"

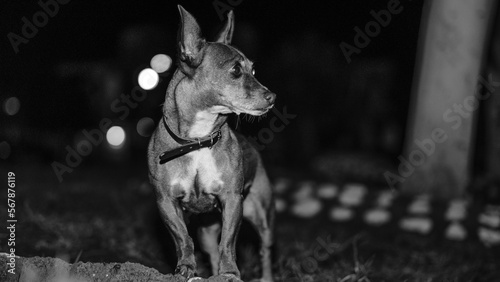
[275,198,287,213]
[408,196,431,215]
[339,183,367,206]
[329,206,354,221]
[291,198,322,218]
[317,183,338,199]
[399,217,433,234]
[478,227,500,247]
[445,221,467,241]
[293,181,315,201]
[478,212,500,228]
[364,208,391,226]
[376,190,396,208]
[445,199,468,221]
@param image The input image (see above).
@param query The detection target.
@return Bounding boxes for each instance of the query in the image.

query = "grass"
[11,162,500,281]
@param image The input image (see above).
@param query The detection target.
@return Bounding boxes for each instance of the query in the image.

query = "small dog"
[148,5,276,282]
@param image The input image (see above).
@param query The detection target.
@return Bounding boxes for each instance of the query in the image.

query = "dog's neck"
[162,69,228,139]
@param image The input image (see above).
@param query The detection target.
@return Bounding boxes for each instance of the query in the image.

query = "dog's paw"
[187,277,204,282]
[175,264,196,279]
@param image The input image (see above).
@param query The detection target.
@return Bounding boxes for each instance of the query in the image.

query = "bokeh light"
[136,117,155,137]
[106,126,126,149]
[150,54,172,73]
[3,97,21,116]
[138,68,159,90]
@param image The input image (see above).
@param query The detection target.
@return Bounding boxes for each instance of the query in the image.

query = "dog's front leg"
[217,191,244,281]
[157,196,196,279]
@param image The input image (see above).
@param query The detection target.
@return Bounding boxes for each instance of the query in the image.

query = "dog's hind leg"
[243,183,275,282]
[198,217,222,276]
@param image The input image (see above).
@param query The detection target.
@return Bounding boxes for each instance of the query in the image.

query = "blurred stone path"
[273,178,500,247]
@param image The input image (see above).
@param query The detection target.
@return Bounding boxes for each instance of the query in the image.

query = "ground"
[1,156,499,281]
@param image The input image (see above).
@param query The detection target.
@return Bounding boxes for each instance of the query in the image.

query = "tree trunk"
[401,0,497,198]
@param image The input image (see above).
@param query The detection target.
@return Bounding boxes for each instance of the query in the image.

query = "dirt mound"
[0,255,229,282]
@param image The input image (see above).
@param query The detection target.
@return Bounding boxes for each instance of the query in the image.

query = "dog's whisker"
[235,115,241,129]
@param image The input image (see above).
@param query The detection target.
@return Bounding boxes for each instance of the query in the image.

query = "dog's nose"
[264,92,276,105]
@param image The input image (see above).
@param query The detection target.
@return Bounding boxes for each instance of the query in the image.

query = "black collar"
[159,115,222,164]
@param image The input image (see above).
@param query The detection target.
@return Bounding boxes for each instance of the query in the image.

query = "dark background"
[3,1,500,281]
[1,0,424,172]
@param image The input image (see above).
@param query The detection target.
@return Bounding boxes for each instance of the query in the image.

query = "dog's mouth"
[209,104,273,116]
[233,104,274,116]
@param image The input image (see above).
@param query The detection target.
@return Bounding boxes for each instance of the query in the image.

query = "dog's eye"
[252,68,256,76]
[231,64,242,78]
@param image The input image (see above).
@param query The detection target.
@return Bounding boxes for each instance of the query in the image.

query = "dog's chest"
[170,148,224,199]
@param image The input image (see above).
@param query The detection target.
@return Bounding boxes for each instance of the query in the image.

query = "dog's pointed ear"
[215,10,234,45]
[177,5,205,73]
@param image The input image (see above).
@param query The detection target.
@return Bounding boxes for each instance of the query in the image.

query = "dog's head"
[176,5,276,116]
